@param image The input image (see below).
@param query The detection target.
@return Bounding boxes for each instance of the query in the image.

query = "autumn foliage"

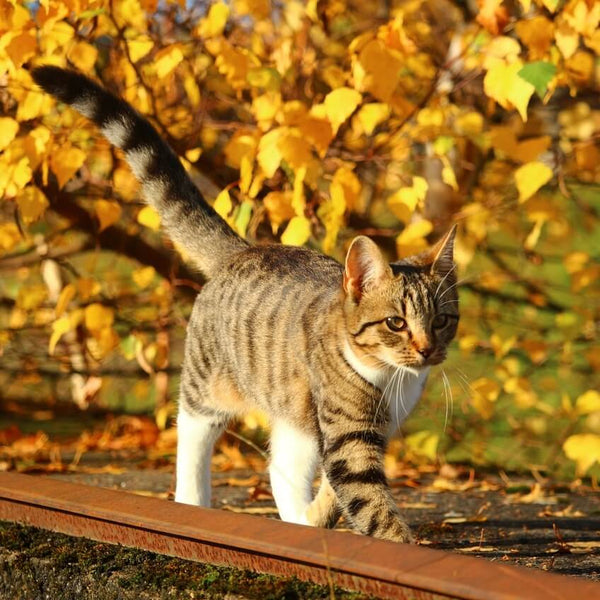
[0,0,599,478]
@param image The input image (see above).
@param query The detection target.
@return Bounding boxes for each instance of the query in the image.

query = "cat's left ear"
[429,225,457,277]
[344,236,392,302]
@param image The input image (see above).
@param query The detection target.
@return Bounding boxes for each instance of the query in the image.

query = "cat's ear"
[429,225,457,277]
[343,236,392,302]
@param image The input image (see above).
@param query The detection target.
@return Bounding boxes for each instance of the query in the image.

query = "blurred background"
[0,0,598,481]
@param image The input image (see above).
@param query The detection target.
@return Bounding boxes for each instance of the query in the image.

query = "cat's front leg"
[319,420,413,543]
[303,471,341,528]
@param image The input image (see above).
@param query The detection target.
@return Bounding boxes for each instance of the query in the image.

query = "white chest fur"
[343,341,430,433]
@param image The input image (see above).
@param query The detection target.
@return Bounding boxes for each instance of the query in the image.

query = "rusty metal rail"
[0,472,597,599]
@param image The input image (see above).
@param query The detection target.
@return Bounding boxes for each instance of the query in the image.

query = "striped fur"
[34,67,459,543]
[32,66,247,276]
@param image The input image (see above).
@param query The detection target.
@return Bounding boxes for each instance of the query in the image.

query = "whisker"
[437,276,472,302]
[441,369,453,432]
[434,263,457,300]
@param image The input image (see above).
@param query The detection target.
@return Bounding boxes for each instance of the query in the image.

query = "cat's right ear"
[343,236,392,302]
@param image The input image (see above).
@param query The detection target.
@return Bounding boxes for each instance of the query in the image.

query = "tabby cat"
[33,66,459,543]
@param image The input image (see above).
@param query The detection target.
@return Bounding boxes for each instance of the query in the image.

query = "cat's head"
[342,226,459,371]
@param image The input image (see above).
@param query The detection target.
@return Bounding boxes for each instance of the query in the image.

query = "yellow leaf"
[77,278,101,301]
[476,0,509,35]
[324,87,362,134]
[183,75,201,108]
[490,126,551,163]
[354,39,403,102]
[137,206,161,230]
[224,132,258,169]
[292,165,306,215]
[405,431,439,461]
[16,186,48,224]
[331,167,362,213]
[234,0,271,20]
[257,127,284,177]
[515,17,554,60]
[484,61,535,121]
[113,0,147,30]
[239,155,253,195]
[388,177,428,224]
[41,20,74,55]
[565,50,594,87]
[55,284,76,318]
[67,41,98,72]
[263,191,294,233]
[198,1,229,37]
[575,390,600,415]
[155,45,183,78]
[49,315,71,355]
[491,333,517,358]
[417,107,445,128]
[213,40,260,89]
[0,223,21,252]
[114,166,140,201]
[214,188,233,219]
[252,92,281,130]
[0,118,18,151]
[17,284,47,311]
[16,90,47,122]
[514,162,553,202]
[95,200,122,232]
[298,115,333,157]
[470,377,501,419]
[455,112,484,136]
[441,157,458,191]
[127,36,154,62]
[396,219,433,258]
[5,30,37,68]
[132,266,156,289]
[278,131,313,170]
[563,434,600,475]
[555,21,579,59]
[4,157,33,196]
[85,303,114,331]
[356,103,390,135]
[318,179,346,254]
[524,217,545,250]
[50,145,86,188]
[280,215,311,246]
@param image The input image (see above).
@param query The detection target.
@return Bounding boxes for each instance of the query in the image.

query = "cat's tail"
[32,66,248,277]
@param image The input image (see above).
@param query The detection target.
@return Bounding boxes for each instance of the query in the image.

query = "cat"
[32,66,459,543]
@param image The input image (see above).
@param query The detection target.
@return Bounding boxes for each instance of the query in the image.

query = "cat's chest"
[343,341,430,430]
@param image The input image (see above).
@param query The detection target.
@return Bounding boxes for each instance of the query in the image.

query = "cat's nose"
[416,346,433,359]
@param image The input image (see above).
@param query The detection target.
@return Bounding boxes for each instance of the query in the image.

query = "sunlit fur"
[34,66,459,544]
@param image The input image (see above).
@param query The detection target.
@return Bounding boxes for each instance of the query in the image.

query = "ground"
[1,416,599,598]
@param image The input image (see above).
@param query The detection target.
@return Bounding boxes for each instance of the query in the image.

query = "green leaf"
[517,62,557,99]
[234,201,253,237]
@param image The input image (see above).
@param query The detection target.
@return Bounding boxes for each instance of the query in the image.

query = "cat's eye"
[386,316,407,332]
[432,315,449,329]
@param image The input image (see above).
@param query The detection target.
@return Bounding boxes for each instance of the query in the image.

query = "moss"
[0,522,376,600]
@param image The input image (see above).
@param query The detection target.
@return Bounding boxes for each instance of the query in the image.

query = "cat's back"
[202,243,343,330]
[224,244,343,287]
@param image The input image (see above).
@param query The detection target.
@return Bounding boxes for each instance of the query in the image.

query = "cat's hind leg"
[175,405,228,507]
[269,420,319,525]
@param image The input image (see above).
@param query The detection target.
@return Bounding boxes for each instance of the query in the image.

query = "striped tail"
[32,66,248,277]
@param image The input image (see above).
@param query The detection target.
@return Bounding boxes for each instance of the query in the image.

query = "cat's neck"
[342,338,424,390]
